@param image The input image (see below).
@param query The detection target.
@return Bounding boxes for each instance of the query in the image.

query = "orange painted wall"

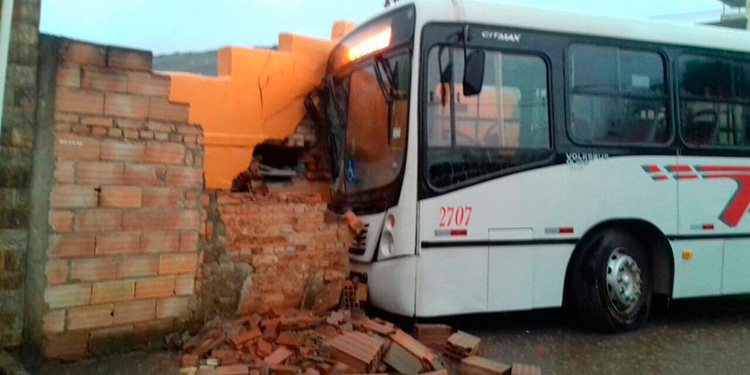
[169,22,356,189]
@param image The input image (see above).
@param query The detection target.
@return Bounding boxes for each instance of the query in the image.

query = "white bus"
[323,0,750,331]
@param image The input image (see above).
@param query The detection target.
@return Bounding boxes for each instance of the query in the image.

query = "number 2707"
[439,206,473,228]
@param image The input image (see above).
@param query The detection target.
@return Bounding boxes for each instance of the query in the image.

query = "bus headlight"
[380,231,395,257]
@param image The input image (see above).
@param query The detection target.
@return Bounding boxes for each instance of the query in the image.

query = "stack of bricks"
[201,190,353,317]
[41,39,204,359]
[0,0,41,349]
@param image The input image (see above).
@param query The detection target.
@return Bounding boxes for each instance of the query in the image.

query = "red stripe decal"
[559,227,574,234]
[666,165,692,172]
[653,175,668,181]
[698,166,750,172]
[450,229,467,236]
[704,174,750,227]
[643,165,660,173]
[702,224,715,230]
[675,174,699,180]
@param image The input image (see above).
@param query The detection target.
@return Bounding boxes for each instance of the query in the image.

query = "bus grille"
[348,223,370,255]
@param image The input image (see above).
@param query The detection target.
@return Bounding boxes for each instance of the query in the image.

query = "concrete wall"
[0,0,41,350]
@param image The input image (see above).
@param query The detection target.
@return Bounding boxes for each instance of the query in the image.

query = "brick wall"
[38,38,204,359]
[200,189,352,319]
[0,0,41,349]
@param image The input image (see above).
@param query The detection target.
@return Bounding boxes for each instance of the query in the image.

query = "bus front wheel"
[571,229,652,332]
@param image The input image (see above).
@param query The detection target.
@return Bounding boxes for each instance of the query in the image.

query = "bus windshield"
[328,53,411,195]
[325,5,415,198]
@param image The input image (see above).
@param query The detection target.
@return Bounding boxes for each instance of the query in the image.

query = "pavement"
[27,296,750,375]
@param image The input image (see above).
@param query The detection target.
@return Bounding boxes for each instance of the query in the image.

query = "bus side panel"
[418,156,677,316]
[350,257,417,316]
[416,247,488,317]
[670,239,723,298]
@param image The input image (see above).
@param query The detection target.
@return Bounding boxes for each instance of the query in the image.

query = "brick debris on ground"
[171,302,541,375]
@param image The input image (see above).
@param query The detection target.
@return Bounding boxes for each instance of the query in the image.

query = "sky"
[39,0,728,55]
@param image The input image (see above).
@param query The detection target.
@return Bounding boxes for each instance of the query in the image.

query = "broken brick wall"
[26,36,205,360]
[0,0,42,350]
[200,189,353,320]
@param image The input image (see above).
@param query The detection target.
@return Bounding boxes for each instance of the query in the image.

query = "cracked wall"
[168,22,355,189]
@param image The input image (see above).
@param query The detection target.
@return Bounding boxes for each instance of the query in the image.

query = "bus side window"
[680,56,750,148]
[425,46,552,190]
[568,44,668,145]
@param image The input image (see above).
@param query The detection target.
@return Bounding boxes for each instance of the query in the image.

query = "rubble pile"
[173,308,541,375]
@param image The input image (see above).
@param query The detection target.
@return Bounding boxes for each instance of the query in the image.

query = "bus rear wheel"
[571,229,652,332]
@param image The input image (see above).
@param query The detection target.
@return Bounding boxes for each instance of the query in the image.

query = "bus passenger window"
[425,47,551,190]
[568,44,669,145]
[680,56,750,148]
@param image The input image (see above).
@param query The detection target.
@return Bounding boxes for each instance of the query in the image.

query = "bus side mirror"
[463,49,485,96]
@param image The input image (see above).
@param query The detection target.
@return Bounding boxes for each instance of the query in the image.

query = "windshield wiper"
[373,54,397,145]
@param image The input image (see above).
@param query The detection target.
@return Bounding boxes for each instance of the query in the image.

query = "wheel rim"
[605,248,643,314]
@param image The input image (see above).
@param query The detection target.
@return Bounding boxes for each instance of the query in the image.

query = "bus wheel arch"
[563,219,674,328]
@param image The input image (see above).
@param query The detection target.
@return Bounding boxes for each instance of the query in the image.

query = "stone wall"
[26,36,205,360]
[200,189,352,320]
[0,0,41,350]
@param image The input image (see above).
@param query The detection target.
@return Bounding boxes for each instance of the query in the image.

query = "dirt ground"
[29,296,750,375]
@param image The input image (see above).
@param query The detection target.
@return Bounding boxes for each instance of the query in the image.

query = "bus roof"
[376,0,750,54]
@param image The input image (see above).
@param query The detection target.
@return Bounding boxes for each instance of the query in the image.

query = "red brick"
[139,130,154,140]
[179,232,198,252]
[141,187,181,208]
[124,129,139,140]
[117,255,159,278]
[124,164,166,185]
[44,283,92,309]
[51,185,97,209]
[55,122,71,133]
[55,133,101,160]
[75,209,121,232]
[82,68,127,93]
[107,46,153,71]
[91,280,135,304]
[55,112,79,123]
[99,186,142,208]
[108,128,123,138]
[147,121,173,133]
[48,234,96,258]
[155,296,190,319]
[114,299,156,325]
[96,232,140,255]
[88,326,134,353]
[174,275,195,296]
[100,139,145,162]
[67,304,114,330]
[76,161,124,185]
[44,331,89,359]
[71,257,118,282]
[154,132,168,141]
[49,210,74,233]
[149,98,189,122]
[57,65,81,87]
[166,166,202,188]
[176,124,202,135]
[135,276,174,299]
[122,210,179,231]
[43,310,66,334]
[159,253,197,275]
[104,93,149,119]
[178,210,200,231]
[45,260,69,285]
[128,72,170,97]
[61,41,106,66]
[144,142,185,164]
[116,118,146,130]
[56,87,104,115]
[91,126,108,137]
[81,116,114,127]
[140,232,179,253]
[71,124,90,135]
[54,161,75,184]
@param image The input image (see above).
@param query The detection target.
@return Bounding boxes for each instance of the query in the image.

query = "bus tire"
[571,228,652,332]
